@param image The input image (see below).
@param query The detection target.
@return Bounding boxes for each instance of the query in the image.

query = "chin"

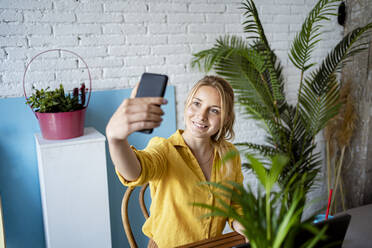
[191,128,218,140]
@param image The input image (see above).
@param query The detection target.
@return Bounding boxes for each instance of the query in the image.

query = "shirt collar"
[168,129,188,147]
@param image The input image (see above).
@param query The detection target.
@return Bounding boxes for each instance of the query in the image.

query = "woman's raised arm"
[105,85,167,181]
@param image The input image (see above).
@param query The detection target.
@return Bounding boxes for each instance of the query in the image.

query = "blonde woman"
[106,76,246,248]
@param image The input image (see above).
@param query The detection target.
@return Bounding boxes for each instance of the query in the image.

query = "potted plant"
[25,83,89,140]
[192,0,372,200]
[195,155,330,247]
[23,49,92,140]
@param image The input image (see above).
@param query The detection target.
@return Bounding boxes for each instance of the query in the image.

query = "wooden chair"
[121,183,150,248]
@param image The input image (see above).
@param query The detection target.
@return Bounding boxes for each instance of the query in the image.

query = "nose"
[196,108,208,121]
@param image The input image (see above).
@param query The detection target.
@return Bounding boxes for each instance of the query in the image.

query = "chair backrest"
[121,183,149,248]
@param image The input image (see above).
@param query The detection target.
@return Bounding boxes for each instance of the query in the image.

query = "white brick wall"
[0,0,344,208]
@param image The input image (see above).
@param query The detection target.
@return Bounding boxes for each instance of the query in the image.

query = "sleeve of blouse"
[228,149,244,229]
[115,137,168,187]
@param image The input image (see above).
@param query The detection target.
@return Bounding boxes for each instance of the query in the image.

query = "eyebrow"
[193,97,221,109]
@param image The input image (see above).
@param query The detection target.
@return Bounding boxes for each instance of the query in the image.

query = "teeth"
[194,122,207,128]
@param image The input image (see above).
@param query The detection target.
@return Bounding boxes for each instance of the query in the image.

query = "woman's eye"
[193,101,200,106]
[211,109,220,114]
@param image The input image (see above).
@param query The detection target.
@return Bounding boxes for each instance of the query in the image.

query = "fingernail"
[162,99,168,104]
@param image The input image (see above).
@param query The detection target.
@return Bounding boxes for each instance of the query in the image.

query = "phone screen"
[135,73,168,98]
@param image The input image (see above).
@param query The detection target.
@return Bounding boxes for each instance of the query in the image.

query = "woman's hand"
[105,84,168,181]
[232,220,249,243]
[106,83,167,141]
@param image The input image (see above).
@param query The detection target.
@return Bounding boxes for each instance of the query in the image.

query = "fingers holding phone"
[106,73,168,140]
[129,82,139,98]
[106,96,167,140]
[123,97,167,130]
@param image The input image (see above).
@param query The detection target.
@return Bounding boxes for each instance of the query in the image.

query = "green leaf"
[221,149,239,164]
[269,155,289,187]
[246,154,267,187]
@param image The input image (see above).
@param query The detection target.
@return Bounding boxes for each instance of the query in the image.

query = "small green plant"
[195,155,331,248]
[26,83,86,113]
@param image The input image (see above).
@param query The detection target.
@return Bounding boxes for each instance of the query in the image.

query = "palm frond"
[210,46,287,143]
[281,149,322,191]
[241,0,287,104]
[235,142,278,157]
[216,58,275,119]
[240,0,270,47]
[266,53,286,103]
[306,22,372,96]
[289,0,339,72]
[300,75,341,136]
[210,47,278,118]
[191,35,253,72]
[192,36,277,119]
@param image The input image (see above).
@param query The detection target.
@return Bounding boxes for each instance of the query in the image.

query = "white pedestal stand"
[35,127,112,248]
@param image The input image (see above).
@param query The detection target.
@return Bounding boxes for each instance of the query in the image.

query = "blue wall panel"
[0,86,176,248]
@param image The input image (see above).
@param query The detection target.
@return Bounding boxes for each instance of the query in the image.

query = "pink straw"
[325,189,333,219]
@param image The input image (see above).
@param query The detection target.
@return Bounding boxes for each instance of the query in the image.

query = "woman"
[106,75,245,248]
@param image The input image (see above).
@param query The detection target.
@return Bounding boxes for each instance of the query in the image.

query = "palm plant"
[192,0,372,196]
[195,155,330,248]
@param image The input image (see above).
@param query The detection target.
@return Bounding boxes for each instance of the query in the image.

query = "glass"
[314,214,333,224]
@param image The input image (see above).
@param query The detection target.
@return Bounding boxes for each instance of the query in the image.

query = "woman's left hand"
[232,220,249,243]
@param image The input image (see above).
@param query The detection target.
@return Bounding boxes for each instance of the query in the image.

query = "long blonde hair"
[185,76,236,175]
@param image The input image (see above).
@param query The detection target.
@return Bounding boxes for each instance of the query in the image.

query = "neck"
[182,130,213,155]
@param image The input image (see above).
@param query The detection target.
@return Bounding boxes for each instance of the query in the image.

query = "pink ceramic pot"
[36,108,86,140]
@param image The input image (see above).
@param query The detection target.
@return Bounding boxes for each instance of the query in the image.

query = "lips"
[192,121,208,129]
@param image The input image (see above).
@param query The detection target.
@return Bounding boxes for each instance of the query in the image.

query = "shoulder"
[145,131,179,151]
[144,136,170,152]
[147,136,168,145]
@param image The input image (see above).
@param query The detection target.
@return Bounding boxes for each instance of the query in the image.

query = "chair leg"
[139,183,149,219]
[122,186,138,248]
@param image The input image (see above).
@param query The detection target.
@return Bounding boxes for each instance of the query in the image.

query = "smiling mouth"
[192,121,208,129]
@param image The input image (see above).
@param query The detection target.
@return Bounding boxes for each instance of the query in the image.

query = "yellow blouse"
[116,130,243,248]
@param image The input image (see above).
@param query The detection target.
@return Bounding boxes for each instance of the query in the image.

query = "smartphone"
[135,72,168,134]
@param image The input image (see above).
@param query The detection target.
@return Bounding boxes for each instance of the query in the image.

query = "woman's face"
[185,86,222,140]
